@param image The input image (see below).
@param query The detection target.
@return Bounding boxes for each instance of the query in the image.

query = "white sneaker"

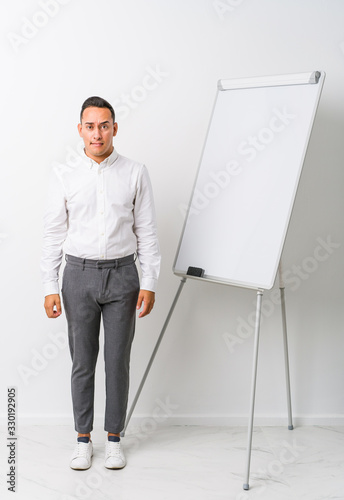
[70,440,93,470]
[104,439,126,469]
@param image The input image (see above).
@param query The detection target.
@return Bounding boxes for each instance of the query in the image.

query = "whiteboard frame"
[173,71,326,290]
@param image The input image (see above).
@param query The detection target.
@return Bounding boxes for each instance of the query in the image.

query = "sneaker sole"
[70,464,92,471]
[104,464,126,470]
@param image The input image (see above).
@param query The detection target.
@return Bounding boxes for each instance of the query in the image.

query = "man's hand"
[136,290,155,318]
[44,294,62,318]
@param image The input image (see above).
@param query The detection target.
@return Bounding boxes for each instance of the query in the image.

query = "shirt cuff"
[43,281,60,297]
[140,277,158,293]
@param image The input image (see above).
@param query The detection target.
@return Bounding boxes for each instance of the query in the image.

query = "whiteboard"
[173,71,325,290]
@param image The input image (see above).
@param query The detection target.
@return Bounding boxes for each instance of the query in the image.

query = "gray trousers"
[61,253,140,434]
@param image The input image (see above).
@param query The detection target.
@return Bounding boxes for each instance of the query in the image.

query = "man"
[41,96,160,470]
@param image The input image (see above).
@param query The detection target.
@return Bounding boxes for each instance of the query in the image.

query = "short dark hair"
[80,96,115,123]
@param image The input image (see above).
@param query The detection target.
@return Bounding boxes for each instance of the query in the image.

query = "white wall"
[1,0,343,427]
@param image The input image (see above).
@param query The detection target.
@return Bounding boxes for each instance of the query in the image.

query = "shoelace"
[106,441,121,457]
[74,442,90,458]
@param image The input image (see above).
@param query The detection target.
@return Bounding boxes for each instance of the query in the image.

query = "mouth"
[90,143,103,147]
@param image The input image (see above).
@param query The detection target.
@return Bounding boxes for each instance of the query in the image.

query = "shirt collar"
[82,147,119,170]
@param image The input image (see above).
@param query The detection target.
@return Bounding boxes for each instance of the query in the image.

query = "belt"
[65,253,136,270]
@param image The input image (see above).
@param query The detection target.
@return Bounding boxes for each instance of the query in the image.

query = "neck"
[84,146,114,164]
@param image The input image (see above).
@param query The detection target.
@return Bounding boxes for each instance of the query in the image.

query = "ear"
[113,122,118,137]
[77,123,82,137]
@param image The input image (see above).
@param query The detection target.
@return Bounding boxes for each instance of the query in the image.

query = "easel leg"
[278,261,293,430]
[280,286,293,430]
[243,289,264,491]
[121,277,187,436]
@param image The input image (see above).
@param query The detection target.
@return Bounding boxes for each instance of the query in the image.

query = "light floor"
[1,425,343,500]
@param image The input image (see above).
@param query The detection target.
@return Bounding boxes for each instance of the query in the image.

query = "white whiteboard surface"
[173,71,325,290]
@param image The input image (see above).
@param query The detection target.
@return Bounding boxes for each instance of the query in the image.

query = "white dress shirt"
[41,147,160,296]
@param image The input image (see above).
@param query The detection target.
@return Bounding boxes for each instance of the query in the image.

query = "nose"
[93,126,102,139]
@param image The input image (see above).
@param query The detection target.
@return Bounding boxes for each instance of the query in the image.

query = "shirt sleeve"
[133,165,161,292]
[40,166,68,296]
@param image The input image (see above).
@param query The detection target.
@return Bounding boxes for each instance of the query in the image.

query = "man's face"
[78,106,118,163]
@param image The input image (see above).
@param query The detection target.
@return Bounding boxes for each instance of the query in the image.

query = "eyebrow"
[84,121,111,125]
